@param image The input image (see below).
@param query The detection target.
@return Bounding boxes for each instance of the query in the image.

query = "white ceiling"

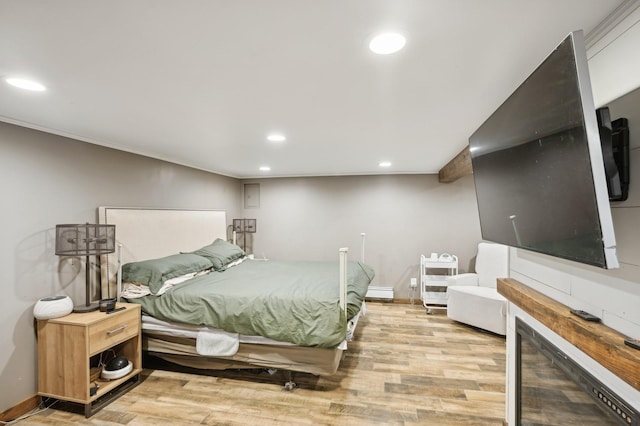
[0,0,626,178]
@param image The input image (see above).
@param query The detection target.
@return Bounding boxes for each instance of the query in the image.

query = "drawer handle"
[107,325,128,336]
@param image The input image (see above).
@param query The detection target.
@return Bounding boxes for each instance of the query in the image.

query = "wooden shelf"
[497,278,640,391]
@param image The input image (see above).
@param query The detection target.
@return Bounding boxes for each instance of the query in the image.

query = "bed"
[97,207,374,387]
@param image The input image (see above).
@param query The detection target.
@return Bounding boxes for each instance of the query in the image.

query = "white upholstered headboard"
[98,207,227,297]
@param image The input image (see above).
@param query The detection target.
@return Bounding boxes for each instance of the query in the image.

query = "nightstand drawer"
[89,308,139,355]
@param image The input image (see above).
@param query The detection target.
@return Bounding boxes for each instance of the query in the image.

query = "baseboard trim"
[366,298,415,305]
[0,395,40,422]
[365,286,394,300]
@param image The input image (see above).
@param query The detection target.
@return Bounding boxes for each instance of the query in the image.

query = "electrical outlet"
[410,278,417,288]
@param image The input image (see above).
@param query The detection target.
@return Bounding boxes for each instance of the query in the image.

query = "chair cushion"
[447,286,507,335]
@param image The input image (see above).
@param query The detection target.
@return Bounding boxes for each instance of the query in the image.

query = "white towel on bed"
[196,329,240,356]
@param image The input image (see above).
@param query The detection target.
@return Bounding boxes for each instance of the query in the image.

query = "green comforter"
[127,260,375,348]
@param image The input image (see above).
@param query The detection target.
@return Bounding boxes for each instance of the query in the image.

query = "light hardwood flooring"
[22,302,506,425]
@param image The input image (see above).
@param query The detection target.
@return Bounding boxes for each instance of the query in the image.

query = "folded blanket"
[196,329,240,356]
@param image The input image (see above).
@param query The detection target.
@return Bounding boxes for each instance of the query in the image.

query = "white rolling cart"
[420,253,458,314]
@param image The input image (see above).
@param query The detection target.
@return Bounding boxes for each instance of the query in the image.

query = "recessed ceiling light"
[267,133,286,143]
[369,33,406,55]
[259,166,271,172]
[5,77,47,92]
[379,161,392,168]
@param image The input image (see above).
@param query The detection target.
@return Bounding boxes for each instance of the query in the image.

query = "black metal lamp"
[55,223,116,313]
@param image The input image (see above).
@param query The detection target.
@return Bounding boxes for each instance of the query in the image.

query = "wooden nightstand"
[37,302,142,417]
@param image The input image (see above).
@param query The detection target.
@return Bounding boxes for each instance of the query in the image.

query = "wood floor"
[22,302,506,425]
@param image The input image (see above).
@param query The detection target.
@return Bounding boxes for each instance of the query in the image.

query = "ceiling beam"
[438,145,472,183]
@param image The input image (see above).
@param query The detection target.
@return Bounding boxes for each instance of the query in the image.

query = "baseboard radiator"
[366,286,394,300]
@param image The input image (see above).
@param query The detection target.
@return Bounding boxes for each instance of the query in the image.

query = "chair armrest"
[446,273,479,286]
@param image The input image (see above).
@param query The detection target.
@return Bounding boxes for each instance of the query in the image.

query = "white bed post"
[339,247,348,316]
[116,243,123,301]
[360,232,366,263]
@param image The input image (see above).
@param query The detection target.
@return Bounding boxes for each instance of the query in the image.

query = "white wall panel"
[589,7,640,107]
[509,248,573,295]
[612,207,640,266]
[571,273,640,330]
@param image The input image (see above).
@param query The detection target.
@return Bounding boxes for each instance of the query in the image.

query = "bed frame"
[97,207,354,386]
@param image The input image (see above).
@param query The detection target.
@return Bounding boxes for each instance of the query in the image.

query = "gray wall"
[241,174,483,298]
[0,122,242,411]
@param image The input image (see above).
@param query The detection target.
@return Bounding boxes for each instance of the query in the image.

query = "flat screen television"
[469,30,619,269]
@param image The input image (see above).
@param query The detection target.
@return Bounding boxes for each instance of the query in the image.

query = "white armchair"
[446,242,509,335]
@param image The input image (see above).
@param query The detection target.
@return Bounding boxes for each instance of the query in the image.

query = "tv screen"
[469,31,618,269]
